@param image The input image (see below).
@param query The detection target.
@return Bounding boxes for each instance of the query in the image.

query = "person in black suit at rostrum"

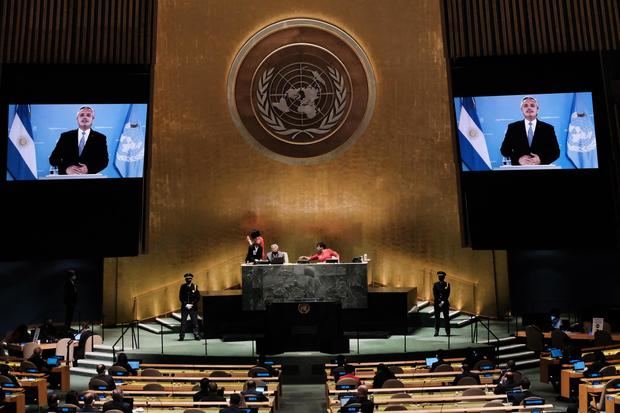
[500,96,560,166]
[179,273,201,341]
[49,106,109,175]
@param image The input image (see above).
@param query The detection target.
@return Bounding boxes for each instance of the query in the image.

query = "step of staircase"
[93,344,114,352]
[498,343,527,353]
[171,312,203,322]
[70,366,97,377]
[84,351,114,361]
[76,358,113,368]
[477,335,516,345]
[138,322,176,335]
[496,350,535,361]
[453,315,476,327]
[156,317,181,331]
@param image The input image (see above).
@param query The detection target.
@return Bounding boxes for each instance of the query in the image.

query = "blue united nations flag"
[566,93,598,169]
[114,104,145,178]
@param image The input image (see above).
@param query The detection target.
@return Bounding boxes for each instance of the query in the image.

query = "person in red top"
[338,364,362,385]
[246,230,265,260]
[300,242,340,262]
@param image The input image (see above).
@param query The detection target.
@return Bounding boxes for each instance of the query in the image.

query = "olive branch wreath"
[255,66,347,140]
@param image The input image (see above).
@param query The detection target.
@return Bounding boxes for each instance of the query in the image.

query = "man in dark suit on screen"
[500,96,560,166]
[49,106,108,175]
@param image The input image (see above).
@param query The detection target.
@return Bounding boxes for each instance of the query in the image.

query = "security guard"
[179,273,201,341]
[433,271,451,337]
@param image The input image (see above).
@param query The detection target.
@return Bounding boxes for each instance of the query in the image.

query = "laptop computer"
[111,370,127,376]
[549,348,563,358]
[325,258,339,263]
[58,407,77,413]
[255,386,266,393]
[127,359,141,370]
[270,257,285,264]
[47,356,60,367]
[339,394,355,406]
[425,357,438,367]
[336,383,356,391]
[572,361,586,371]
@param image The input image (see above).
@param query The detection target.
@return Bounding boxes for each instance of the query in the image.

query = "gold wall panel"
[103,0,510,323]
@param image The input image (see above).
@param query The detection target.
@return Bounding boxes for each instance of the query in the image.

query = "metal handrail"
[471,315,502,353]
[111,320,139,362]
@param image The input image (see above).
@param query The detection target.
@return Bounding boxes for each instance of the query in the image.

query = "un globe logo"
[228,19,375,164]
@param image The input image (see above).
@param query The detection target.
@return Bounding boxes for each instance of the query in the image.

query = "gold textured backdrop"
[103,0,510,323]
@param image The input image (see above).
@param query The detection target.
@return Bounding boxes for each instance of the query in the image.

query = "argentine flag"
[458,97,491,171]
[566,93,598,169]
[114,104,145,178]
[8,105,38,180]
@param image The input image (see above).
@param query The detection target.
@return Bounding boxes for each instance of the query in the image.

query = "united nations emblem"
[228,19,376,163]
[298,303,311,315]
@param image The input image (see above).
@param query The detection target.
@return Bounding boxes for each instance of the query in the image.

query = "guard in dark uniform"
[433,271,451,337]
[179,273,201,341]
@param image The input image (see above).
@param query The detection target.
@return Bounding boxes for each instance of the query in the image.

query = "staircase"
[414,300,477,329]
[481,335,539,369]
[138,311,203,335]
[70,344,115,378]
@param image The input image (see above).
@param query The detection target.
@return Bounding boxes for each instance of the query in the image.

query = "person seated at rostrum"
[372,364,395,389]
[92,364,116,390]
[193,378,225,402]
[451,362,480,385]
[241,380,268,401]
[102,389,131,413]
[113,353,136,375]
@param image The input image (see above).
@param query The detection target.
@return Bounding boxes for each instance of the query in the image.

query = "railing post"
[160,323,164,355]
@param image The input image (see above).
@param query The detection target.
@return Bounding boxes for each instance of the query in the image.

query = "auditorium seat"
[590,378,620,411]
[462,388,485,396]
[183,409,205,413]
[109,366,128,375]
[143,383,165,391]
[244,380,267,390]
[598,365,617,376]
[551,329,570,349]
[247,367,269,377]
[336,377,359,387]
[21,343,37,360]
[455,376,478,385]
[141,368,163,377]
[594,330,613,346]
[0,376,12,384]
[388,366,404,374]
[89,378,109,390]
[105,410,124,413]
[208,370,232,377]
[389,393,411,399]
[19,361,37,372]
[433,364,454,372]
[381,379,404,388]
[472,360,495,370]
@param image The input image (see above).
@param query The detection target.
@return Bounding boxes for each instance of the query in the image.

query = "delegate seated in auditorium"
[74,322,93,361]
[28,346,49,372]
[267,244,289,263]
[113,353,136,375]
[585,350,610,376]
[80,393,98,413]
[299,242,340,263]
[509,377,537,405]
[92,364,116,389]
[339,364,362,385]
[0,364,19,385]
[372,364,396,389]
[47,393,59,413]
[49,106,109,175]
[341,385,374,413]
[193,379,225,402]
[451,362,480,385]
[6,324,32,343]
[494,371,521,394]
[219,393,243,413]
[252,354,279,377]
[241,380,268,401]
[429,349,446,372]
[102,390,131,413]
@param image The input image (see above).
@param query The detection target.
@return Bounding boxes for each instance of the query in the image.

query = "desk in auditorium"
[18,378,47,406]
[3,392,25,413]
[516,331,620,341]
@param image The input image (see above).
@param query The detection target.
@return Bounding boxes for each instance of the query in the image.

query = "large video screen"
[454,92,598,171]
[7,103,147,180]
